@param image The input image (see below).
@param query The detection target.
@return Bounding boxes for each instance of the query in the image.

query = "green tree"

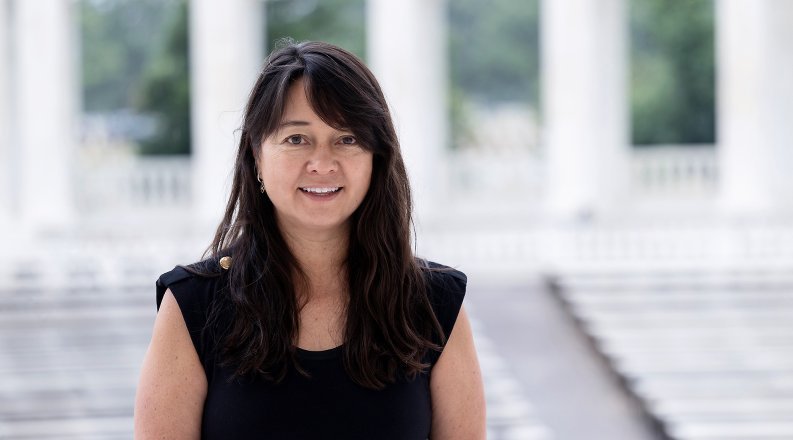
[134,1,191,155]
[266,0,366,58]
[449,0,540,104]
[80,0,190,155]
[631,0,715,145]
[80,0,179,111]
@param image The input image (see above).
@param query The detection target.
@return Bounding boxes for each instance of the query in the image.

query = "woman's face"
[257,78,373,237]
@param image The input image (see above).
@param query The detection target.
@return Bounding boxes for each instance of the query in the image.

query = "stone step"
[593,326,793,350]
[584,314,792,331]
[612,349,793,374]
[0,306,154,329]
[0,366,140,394]
[566,290,793,308]
[667,421,793,440]
[0,416,133,439]
[549,270,793,440]
[0,344,147,373]
[0,388,135,420]
[0,330,152,354]
[555,272,793,292]
[0,293,151,311]
[650,397,793,423]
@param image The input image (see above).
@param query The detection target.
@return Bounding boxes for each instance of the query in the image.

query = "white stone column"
[190,0,264,231]
[541,0,629,218]
[366,0,448,229]
[717,1,793,214]
[0,0,10,229]
[13,0,77,232]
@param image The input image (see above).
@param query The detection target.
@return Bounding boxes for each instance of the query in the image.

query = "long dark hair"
[203,40,443,389]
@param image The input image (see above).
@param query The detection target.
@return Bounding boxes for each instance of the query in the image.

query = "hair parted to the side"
[202,40,444,389]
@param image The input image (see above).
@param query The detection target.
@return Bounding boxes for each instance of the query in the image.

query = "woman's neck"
[279,223,349,300]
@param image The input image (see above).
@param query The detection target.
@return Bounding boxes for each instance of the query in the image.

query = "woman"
[134,41,485,439]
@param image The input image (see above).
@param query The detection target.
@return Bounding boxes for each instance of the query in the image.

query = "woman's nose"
[306,145,338,174]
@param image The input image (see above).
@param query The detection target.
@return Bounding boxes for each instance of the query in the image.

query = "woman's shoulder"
[417,259,467,349]
[154,257,231,371]
[418,259,467,301]
[155,257,229,311]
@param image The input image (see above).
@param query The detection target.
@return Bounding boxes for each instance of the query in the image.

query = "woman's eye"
[286,135,304,145]
[339,135,357,145]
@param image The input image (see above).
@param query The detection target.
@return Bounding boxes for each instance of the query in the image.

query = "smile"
[299,187,342,195]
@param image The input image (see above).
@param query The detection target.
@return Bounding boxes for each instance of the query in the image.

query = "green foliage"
[449,0,540,104]
[134,1,191,155]
[266,0,366,58]
[631,0,716,145]
[80,0,179,111]
[80,0,189,155]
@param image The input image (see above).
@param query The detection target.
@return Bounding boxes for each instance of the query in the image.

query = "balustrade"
[71,146,720,220]
[75,156,191,213]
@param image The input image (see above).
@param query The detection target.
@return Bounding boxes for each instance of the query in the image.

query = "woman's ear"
[251,145,262,173]
[252,162,266,193]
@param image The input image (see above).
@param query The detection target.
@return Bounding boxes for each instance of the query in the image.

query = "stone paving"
[465,276,662,440]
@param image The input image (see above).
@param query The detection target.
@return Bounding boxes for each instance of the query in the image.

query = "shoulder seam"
[156,266,193,288]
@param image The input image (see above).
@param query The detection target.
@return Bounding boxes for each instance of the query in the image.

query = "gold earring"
[256,174,265,193]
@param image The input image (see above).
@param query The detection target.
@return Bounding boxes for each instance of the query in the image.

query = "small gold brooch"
[219,256,232,270]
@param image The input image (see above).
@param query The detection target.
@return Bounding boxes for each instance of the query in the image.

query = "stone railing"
[447,149,545,200]
[447,145,719,202]
[74,146,719,216]
[630,145,718,197]
[75,155,191,214]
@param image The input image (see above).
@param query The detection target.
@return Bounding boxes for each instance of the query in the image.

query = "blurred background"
[2,0,793,439]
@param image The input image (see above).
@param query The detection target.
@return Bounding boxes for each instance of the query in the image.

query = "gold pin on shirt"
[219,256,232,270]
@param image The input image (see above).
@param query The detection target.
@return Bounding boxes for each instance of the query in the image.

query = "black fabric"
[154,261,466,440]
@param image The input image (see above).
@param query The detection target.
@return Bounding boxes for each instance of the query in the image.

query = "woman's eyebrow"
[278,120,311,128]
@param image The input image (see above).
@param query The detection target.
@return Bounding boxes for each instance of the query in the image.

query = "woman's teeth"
[300,187,341,194]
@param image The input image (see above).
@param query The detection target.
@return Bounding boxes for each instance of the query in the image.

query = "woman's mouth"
[299,187,342,196]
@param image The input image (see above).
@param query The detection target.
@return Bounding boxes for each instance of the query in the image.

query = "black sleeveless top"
[155,261,466,440]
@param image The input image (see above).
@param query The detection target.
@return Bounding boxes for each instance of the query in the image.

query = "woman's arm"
[134,289,207,439]
[429,305,486,439]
